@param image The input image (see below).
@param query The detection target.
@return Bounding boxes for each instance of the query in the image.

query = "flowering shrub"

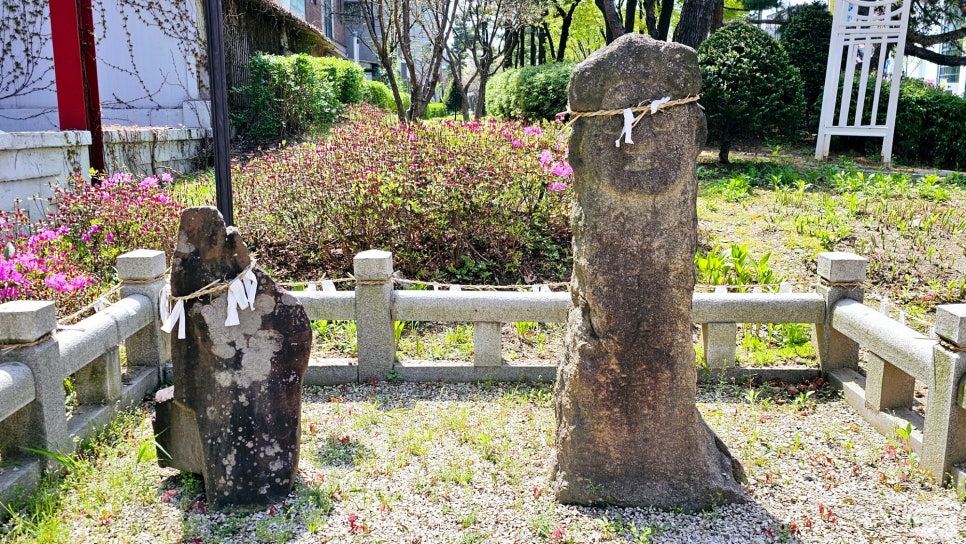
[0,172,183,313]
[233,104,574,283]
[0,222,95,306]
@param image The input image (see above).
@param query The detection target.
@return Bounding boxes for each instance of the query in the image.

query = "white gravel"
[30,380,966,543]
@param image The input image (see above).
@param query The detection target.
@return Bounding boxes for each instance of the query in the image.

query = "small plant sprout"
[895,422,914,453]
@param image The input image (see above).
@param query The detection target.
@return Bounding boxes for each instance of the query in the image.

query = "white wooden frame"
[815,0,912,167]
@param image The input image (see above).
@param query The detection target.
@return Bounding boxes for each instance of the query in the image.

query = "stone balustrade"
[1,249,964,506]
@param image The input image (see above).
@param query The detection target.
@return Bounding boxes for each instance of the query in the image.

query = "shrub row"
[486,62,575,121]
[892,79,966,169]
[233,54,365,140]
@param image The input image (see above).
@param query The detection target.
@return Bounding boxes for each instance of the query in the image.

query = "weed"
[385,368,402,384]
[792,390,815,412]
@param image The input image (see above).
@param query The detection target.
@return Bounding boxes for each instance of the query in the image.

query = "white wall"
[0,4,58,131]
[0,0,209,132]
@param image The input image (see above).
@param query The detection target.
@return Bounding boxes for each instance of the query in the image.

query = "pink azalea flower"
[523,126,543,136]
[540,150,554,167]
[139,176,159,189]
[511,139,523,148]
[550,161,573,178]
[548,181,568,192]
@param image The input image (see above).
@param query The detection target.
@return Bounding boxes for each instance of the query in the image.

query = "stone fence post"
[0,301,68,468]
[354,250,395,382]
[815,252,867,371]
[117,250,170,380]
[923,304,966,483]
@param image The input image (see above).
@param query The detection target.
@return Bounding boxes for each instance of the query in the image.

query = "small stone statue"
[154,207,311,507]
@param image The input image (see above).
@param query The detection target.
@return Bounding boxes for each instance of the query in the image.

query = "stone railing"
[812,252,966,488]
[0,250,168,506]
[0,249,964,503]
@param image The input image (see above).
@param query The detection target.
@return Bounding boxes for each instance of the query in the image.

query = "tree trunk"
[657,0,673,40]
[711,0,724,33]
[554,0,582,61]
[595,0,626,43]
[643,0,658,36]
[475,72,489,118]
[719,139,731,164]
[624,0,638,33]
[673,0,716,48]
[503,31,518,69]
[539,26,547,64]
[530,26,537,65]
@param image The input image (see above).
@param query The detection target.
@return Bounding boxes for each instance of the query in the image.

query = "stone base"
[153,386,203,474]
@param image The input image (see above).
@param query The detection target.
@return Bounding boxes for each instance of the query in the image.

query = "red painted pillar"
[50,0,104,174]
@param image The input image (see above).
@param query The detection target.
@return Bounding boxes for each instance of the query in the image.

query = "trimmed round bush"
[361,79,395,110]
[517,63,574,121]
[780,2,833,129]
[699,23,806,163]
[486,63,574,121]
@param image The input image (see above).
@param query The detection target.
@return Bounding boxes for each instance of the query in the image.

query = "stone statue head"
[567,34,707,196]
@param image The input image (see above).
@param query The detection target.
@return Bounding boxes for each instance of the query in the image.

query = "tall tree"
[355,0,408,122]
[543,0,584,61]
[673,0,720,48]
[448,0,545,118]
[595,0,626,42]
[399,0,457,121]
[443,14,475,120]
[356,0,456,122]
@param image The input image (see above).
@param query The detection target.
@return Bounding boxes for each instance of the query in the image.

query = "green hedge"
[233,54,365,140]
[316,56,365,105]
[892,79,966,169]
[423,102,448,119]
[486,63,575,121]
[486,69,521,119]
[362,79,395,110]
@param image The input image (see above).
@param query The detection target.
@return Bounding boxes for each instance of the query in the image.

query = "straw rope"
[560,95,702,131]
[164,261,257,303]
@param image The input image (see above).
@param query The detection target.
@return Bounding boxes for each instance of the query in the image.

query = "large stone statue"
[553,34,746,511]
[154,207,311,507]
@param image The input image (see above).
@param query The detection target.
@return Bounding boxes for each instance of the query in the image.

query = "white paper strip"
[615,108,635,148]
[650,96,670,114]
[225,278,249,327]
[241,269,258,309]
[161,299,186,339]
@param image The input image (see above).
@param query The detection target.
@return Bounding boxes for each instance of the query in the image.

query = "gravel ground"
[162,380,964,544]
[20,380,965,543]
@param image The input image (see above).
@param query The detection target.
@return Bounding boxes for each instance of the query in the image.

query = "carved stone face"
[572,107,706,196]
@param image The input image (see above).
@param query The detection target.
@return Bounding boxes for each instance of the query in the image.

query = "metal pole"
[204,0,234,225]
